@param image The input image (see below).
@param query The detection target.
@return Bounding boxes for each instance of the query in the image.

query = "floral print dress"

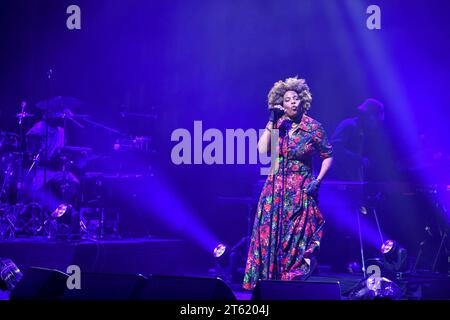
[243,114,333,290]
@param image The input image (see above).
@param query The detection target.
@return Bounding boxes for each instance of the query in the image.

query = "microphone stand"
[16,101,28,202]
[267,112,290,280]
[275,132,288,279]
[274,118,293,279]
[43,69,53,187]
[81,117,121,135]
[267,116,278,280]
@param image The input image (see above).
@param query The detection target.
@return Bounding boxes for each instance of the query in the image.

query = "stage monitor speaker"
[62,272,147,300]
[10,267,68,300]
[252,280,341,300]
[137,275,236,300]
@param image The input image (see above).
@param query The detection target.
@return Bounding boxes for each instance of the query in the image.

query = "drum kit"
[0,96,153,240]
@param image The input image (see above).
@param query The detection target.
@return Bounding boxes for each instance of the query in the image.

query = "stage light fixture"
[52,203,72,218]
[213,243,228,259]
[212,243,232,273]
[381,239,408,272]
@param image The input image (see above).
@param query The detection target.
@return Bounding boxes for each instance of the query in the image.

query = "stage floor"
[1,237,449,300]
[0,236,191,276]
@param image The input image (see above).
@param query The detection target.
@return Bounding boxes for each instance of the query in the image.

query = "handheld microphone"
[269,106,285,124]
[278,118,293,138]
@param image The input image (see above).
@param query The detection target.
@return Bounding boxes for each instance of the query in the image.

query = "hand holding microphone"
[269,104,286,123]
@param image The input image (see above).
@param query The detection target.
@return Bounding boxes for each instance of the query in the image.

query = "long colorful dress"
[243,114,333,290]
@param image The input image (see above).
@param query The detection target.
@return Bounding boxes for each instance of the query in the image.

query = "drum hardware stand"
[432,229,448,273]
[412,228,448,275]
[26,150,41,177]
[81,117,121,135]
[43,69,54,188]
[99,207,106,239]
[431,192,449,273]
[0,210,16,240]
[356,205,367,277]
[16,101,30,203]
[342,190,388,297]
[0,162,14,202]
[353,185,386,277]
[412,191,449,274]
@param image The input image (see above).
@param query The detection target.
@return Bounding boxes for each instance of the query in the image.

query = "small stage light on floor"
[380,239,394,254]
[212,240,248,284]
[52,203,72,218]
[38,203,78,238]
[381,239,408,273]
[213,244,229,266]
[211,243,235,282]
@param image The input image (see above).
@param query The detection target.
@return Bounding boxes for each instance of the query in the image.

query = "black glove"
[303,179,321,195]
[269,107,285,123]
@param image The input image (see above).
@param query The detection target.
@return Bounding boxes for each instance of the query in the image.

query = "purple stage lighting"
[136,175,222,253]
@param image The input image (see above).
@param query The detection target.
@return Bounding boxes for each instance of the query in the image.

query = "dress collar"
[276,114,315,134]
[277,114,312,133]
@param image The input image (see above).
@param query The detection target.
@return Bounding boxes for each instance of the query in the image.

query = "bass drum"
[14,202,47,236]
[0,151,34,204]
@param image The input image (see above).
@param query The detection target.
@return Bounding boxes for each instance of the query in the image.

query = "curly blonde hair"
[267,76,312,112]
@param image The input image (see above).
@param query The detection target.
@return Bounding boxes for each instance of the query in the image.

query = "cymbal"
[16,112,35,119]
[35,96,82,113]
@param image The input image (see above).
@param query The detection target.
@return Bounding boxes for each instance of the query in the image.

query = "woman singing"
[243,76,333,290]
